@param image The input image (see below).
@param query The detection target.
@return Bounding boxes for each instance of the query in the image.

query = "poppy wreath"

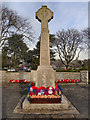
[27,82,62,97]
[57,79,80,83]
[9,79,30,83]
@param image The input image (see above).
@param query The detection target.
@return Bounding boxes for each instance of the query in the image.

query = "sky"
[2,1,89,60]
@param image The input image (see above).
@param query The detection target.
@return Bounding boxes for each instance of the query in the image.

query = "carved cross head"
[36,6,53,23]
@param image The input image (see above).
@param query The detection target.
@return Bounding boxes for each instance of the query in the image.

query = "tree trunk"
[66,64,69,69]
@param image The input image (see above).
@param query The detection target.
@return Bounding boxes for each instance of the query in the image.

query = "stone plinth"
[30,66,56,88]
[36,66,56,88]
[22,95,68,111]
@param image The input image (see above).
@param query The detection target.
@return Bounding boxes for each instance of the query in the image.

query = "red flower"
[32,86,38,89]
[9,79,14,83]
[66,79,69,83]
[32,86,39,95]
[71,79,74,82]
[55,83,59,89]
[26,81,30,83]
[39,86,46,90]
[29,91,34,95]
[19,79,24,83]
[38,86,46,95]
[14,80,18,83]
[12,80,15,83]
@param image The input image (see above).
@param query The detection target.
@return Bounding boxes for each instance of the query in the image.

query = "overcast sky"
[2,2,88,60]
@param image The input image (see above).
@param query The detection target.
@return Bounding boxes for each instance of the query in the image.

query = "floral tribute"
[9,79,30,83]
[57,79,80,83]
[27,82,62,103]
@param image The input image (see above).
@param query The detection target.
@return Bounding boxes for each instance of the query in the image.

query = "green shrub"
[56,67,88,72]
[56,68,73,72]
[73,69,80,72]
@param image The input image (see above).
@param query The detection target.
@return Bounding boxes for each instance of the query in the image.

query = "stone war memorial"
[24,5,62,104]
[14,6,80,116]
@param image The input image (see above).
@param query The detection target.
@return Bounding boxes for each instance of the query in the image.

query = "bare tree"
[1,7,34,47]
[54,29,83,69]
[82,28,90,49]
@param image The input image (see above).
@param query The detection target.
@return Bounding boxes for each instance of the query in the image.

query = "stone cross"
[31,6,56,88]
[36,6,53,66]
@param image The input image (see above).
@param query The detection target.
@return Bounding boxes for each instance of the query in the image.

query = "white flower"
[49,87,53,94]
[30,87,33,92]
[38,92,41,95]
[49,87,52,89]
[48,89,53,94]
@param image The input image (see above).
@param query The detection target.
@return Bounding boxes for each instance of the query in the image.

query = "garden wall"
[1,70,88,83]
[2,70,30,83]
[56,72,80,80]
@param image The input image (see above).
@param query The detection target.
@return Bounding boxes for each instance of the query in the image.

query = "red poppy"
[65,79,67,83]
[14,80,18,83]
[74,79,77,82]
[77,79,80,82]
[26,81,30,83]
[19,79,24,83]
[60,79,62,83]
[39,86,46,90]
[55,83,59,89]
[32,86,37,89]
[29,91,34,95]
[58,80,60,83]
[32,86,38,93]
[38,86,46,95]
[71,79,74,82]
[31,82,35,86]
[12,80,15,83]
[9,79,14,83]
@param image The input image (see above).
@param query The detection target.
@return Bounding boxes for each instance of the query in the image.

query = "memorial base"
[13,94,80,117]
[30,98,61,104]
[22,95,68,111]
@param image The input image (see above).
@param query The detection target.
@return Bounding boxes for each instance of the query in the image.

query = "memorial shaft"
[36,6,53,66]
[40,21,50,66]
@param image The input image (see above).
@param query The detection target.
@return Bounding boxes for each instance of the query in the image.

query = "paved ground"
[60,84,89,119]
[1,82,89,120]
